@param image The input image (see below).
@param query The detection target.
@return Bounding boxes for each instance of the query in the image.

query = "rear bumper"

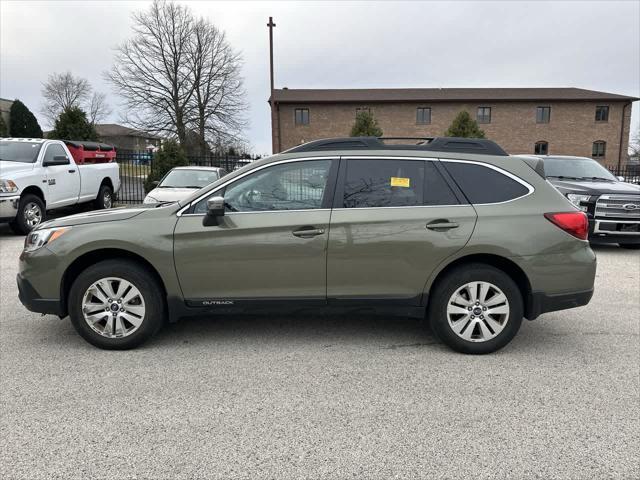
[527,288,594,320]
[17,274,64,317]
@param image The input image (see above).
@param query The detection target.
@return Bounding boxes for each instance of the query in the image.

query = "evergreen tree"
[444,111,485,138]
[144,139,189,192]
[9,100,43,138]
[49,106,98,141]
[0,115,7,137]
[350,110,383,137]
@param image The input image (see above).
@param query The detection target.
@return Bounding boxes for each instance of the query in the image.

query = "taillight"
[544,212,589,240]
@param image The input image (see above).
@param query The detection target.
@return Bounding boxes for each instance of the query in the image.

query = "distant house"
[0,98,13,126]
[95,123,162,151]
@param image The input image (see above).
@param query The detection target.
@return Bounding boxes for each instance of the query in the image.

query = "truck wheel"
[95,184,113,209]
[619,243,640,250]
[68,260,165,350]
[428,263,523,354]
[11,194,46,235]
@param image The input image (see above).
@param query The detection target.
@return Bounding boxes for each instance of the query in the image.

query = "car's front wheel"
[428,264,523,354]
[68,260,165,349]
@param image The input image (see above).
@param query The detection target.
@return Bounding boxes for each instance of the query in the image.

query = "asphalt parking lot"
[0,226,638,480]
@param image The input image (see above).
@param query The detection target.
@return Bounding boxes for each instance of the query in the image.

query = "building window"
[595,106,609,122]
[416,107,431,125]
[477,107,491,124]
[294,108,309,125]
[536,106,551,124]
[534,141,549,155]
[355,107,370,118]
[592,141,606,158]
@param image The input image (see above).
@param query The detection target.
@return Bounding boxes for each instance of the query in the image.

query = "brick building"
[269,87,638,167]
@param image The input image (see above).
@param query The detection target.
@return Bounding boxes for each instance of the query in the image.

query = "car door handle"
[68,169,76,173]
[426,221,459,230]
[292,227,325,238]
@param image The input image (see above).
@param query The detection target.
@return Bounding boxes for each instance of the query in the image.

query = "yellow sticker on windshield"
[390,177,410,188]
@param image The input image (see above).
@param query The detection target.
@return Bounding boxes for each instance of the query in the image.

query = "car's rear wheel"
[95,184,113,209]
[68,260,165,349]
[619,243,640,250]
[428,263,523,354]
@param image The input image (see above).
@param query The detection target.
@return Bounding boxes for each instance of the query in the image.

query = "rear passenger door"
[326,157,476,304]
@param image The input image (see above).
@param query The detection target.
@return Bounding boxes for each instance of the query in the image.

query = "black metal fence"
[606,165,640,185]
[116,151,254,204]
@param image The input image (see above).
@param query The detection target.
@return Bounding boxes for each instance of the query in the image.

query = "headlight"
[0,179,19,193]
[143,195,157,204]
[566,194,590,211]
[24,227,71,253]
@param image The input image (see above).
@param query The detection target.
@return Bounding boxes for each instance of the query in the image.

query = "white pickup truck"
[0,138,120,234]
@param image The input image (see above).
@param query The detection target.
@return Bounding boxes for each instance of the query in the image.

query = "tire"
[619,243,640,250]
[428,263,523,354]
[11,194,46,235]
[94,184,113,209]
[68,260,165,350]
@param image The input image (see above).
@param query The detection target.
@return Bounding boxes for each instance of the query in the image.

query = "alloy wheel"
[103,191,112,208]
[81,277,146,338]
[23,202,42,228]
[446,281,510,342]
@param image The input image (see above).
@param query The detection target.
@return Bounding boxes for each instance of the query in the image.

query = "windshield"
[544,157,617,181]
[0,141,43,163]
[159,169,219,189]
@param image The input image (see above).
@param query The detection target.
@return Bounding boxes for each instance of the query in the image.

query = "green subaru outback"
[17,137,596,354]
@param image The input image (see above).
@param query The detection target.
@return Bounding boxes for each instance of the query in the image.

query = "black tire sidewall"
[95,184,113,209]
[15,194,46,235]
[68,260,164,349]
[429,264,523,354]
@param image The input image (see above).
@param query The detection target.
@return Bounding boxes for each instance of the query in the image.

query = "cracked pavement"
[1,225,638,479]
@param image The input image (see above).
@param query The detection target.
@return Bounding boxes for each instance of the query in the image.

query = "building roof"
[95,123,161,139]
[270,87,639,104]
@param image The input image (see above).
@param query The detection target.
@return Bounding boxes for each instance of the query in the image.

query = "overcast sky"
[1,0,638,155]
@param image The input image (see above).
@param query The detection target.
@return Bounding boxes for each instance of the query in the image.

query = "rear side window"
[424,162,459,205]
[343,159,424,208]
[444,162,530,204]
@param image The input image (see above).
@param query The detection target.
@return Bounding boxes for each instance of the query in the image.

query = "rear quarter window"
[443,162,530,204]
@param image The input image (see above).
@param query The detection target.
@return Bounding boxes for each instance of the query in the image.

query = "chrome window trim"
[176,156,337,216]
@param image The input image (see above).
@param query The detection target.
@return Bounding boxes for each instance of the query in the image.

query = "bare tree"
[188,18,246,155]
[88,92,113,125]
[41,72,91,124]
[106,0,196,146]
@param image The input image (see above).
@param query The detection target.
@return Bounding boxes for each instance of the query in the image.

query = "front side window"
[595,106,609,122]
[536,106,551,123]
[534,141,549,155]
[416,107,431,125]
[443,162,530,204]
[294,108,309,125]
[343,159,425,208]
[43,144,69,164]
[592,141,606,158]
[197,160,332,213]
[477,107,491,124]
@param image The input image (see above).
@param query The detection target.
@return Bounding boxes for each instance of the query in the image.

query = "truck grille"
[595,195,640,220]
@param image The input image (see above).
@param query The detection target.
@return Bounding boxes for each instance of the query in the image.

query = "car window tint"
[444,162,529,204]
[44,144,68,164]
[195,160,332,213]
[343,159,424,208]
[424,162,459,205]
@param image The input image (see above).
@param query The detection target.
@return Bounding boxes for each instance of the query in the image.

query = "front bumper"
[527,288,594,320]
[17,273,64,317]
[589,218,640,244]
[0,195,20,221]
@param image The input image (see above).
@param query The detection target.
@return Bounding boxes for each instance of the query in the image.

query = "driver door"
[173,158,338,304]
[41,143,80,208]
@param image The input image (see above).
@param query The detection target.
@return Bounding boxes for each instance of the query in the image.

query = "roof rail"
[284,136,508,156]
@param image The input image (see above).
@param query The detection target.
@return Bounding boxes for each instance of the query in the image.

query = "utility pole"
[267,17,276,93]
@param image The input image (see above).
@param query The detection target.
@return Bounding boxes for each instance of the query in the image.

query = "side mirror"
[43,155,69,166]
[203,196,225,226]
